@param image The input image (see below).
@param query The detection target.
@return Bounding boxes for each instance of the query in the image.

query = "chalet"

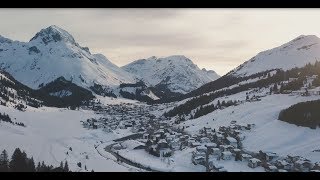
[294,159,314,172]
[208,160,224,170]
[124,122,133,128]
[166,137,174,143]
[286,155,300,163]
[259,151,278,162]
[234,130,241,135]
[200,137,211,144]
[216,133,224,142]
[222,151,232,160]
[176,132,182,138]
[170,140,181,150]
[265,165,278,172]
[239,125,247,131]
[155,134,161,141]
[232,148,241,156]
[248,123,256,129]
[159,129,165,135]
[313,162,320,170]
[275,160,292,170]
[112,143,123,150]
[192,155,205,165]
[159,148,172,158]
[191,134,198,139]
[248,158,261,168]
[196,146,207,154]
[188,138,196,147]
[225,145,235,152]
[143,133,149,139]
[226,137,238,147]
[103,127,112,133]
[219,126,227,132]
[191,142,201,148]
[205,143,217,149]
[137,127,145,132]
[219,145,227,152]
[164,133,171,138]
[92,124,98,129]
[82,122,90,128]
[159,122,167,126]
[183,135,189,140]
[166,134,176,142]
[236,134,246,141]
[211,148,221,156]
[203,126,212,132]
[179,136,187,142]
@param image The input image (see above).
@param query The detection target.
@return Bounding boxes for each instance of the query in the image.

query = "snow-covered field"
[182,94,320,163]
[0,101,139,172]
[117,146,204,172]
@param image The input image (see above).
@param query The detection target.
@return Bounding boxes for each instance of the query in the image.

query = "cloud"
[1,9,320,76]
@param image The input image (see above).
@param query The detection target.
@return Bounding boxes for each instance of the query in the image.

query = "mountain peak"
[165,55,189,61]
[290,34,319,43]
[229,34,320,77]
[122,55,220,94]
[29,25,76,45]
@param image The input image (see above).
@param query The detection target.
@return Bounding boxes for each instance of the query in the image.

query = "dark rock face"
[28,46,40,54]
[30,25,76,45]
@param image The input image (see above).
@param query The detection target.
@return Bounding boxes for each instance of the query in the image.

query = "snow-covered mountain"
[122,55,220,94]
[229,35,320,77]
[0,25,136,90]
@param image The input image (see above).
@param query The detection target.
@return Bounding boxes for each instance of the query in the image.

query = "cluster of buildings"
[284,75,320,96]
[142,120,185,157]
[81,101,163,133]
[190,121,320,172]
[80,99,320,172]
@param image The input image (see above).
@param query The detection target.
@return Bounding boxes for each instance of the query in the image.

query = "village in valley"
[79,76,320,172]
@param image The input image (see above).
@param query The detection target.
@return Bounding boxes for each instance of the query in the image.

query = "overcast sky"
[1,8,320,75]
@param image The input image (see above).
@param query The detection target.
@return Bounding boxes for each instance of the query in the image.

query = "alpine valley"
[1,25,320,172]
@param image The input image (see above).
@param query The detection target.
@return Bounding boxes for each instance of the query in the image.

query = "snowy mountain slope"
[229,35,320,77]
[0,70,43,109]
[0,25,136,90]
[122,55,220,94]
[0,105,142,172]
[179,92,320,163]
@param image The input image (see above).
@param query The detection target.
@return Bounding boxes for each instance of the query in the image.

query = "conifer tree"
[27,157,36,172]
[63,161,69,172]
[36,162,41,172]
[0,149,9,172]
[10,148,24,172]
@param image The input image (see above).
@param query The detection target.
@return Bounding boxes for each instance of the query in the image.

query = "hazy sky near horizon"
[1,8,320,75]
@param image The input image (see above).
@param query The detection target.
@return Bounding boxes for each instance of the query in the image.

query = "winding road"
[94,137,162,172]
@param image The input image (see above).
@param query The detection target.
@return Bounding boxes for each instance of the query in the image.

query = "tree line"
[0,112,25,127]
[0,148,70,172]
[165,61,320,119]
[278,100,320,129]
